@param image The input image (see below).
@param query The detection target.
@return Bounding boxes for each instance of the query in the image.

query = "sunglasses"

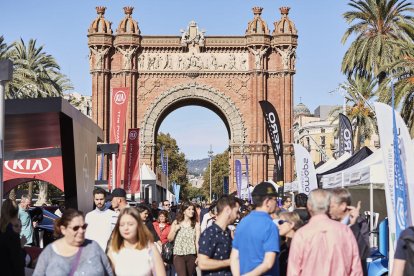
[68,223,88,231]
[164,204,170,206]
[278,220,290,225]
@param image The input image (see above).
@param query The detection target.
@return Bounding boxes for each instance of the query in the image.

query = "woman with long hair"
[277,211,304,276]
[153,210,171,245]
[107,207,166,276]
[168,201,200,276]
[33,208,113,276]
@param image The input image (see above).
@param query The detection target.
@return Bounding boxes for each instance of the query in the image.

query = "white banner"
[375,102,414,245]
[293,144,318,195]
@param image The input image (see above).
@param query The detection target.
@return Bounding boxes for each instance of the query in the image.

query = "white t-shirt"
[111,246,153,276]
[85,208,116,251]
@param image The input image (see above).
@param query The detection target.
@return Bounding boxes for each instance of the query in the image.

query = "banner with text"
[259,100,284,187]
[109,87,130,190]
[375,102,414,244]
[338,113,354,157]
[123,129,140,194]
[235,159,242,197]
[293,144,318,195]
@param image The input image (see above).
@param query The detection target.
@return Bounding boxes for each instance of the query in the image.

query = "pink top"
[287,214,363,276]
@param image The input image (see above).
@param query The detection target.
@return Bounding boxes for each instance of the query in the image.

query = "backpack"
[401,226,414,276]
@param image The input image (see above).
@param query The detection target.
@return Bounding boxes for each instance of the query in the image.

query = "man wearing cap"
[85,188,115,251]
[230,182,280,276]
[110,188,129,230]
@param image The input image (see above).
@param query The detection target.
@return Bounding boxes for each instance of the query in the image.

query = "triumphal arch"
[88,6,297,190]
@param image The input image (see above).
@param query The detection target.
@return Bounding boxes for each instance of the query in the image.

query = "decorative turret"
[88,7,113,72]
[114,7,141,71]
[272,7,298,72]
[272,7,297,35]
[88,6,113,35]
[246,7,270,35]
[116,7,140,35]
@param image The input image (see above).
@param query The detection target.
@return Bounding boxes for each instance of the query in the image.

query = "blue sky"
[2,0,351,159]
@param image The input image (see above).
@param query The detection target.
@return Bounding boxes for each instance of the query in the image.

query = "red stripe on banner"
[124,129,140,194]
[109,87,130,190]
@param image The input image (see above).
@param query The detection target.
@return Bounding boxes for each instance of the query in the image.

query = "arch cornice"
[140,82,247,152]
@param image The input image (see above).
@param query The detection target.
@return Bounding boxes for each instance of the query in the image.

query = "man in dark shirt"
[198,196,240,275]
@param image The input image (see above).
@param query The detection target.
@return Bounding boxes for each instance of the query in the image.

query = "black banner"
[338,113,354,157]
[259,100,284,187]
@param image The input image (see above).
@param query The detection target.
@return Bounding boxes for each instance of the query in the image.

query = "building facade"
[88,6,298,190]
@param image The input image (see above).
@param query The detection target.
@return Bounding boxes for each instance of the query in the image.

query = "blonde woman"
[107,208,166,276]
[168,201,200,276]
[277,212,303,276]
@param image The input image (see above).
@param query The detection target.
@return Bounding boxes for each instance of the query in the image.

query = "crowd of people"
[0,182,413,275]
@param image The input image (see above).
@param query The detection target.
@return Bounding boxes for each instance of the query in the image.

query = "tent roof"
[317,146,373,182]
[140,163,156,181]
[315,152,351,174]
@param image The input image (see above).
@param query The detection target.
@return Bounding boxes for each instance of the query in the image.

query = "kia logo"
[114,90,127,105]
[5,158,52,175]
[129,131,138,140]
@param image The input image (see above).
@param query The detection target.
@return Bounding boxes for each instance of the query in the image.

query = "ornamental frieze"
[137,52,249,72]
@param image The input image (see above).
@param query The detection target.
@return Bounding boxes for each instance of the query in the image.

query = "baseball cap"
[111,188,126,198]
[251,182,278,197]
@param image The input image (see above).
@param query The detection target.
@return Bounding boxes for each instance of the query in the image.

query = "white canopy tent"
[320,150,385,189]
[315,152,351,174]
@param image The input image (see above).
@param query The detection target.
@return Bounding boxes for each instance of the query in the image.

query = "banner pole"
[112,152,116,191]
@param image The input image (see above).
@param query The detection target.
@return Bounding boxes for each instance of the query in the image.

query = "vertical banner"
[161,146,167,174]
[338,113,354,157]
[293,144,318,195]
[375,102,414,246]
[223,176,229,195]
[109,87,130,190]
[245,155,252,203]
[173,182,181,204]
[123,129,140,194]
[259,101,284,189]
[235,159,242,197]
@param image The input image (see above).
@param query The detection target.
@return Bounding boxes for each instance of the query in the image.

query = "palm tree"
[341,0,414,81]
[0,35,9,59]
[381,41,414,136]
[332,75,378,151]
[7,38,72,99]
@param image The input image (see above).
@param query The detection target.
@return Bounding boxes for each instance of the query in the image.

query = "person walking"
[287,189,362,276]
[280,196,292,213]
[110,188,129,230]
[85,188,116,251]
[276,212,303,276]
[230,182,280,276]
[293,193,310,223]
[163,200,176,222]
[33,209,113,276]
[392,226,414,276]
[168,201,200,276]
[137,205,162,250]
[153,210,171,245]
[198,195,240,276]
[329,188,370,275]
[18,193,36,246]
[107,208,166,276]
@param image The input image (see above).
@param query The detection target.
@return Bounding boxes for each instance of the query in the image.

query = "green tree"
[7,38,72,99]
[332,75,378,151]
[202,151,230,201]
[155,133,190,199]
[341,0,414,81]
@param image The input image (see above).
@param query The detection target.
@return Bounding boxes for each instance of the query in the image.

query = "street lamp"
[208,145,214,203]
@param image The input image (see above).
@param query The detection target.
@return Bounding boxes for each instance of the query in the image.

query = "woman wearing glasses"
[33,209,113,276]
[277,212,303,276]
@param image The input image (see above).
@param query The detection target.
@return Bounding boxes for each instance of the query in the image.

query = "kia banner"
[235,159,242,197]
[3,156,65,193]
[338,113,354,157]
[293,144,318,195]
[123,129,140,194]
[259,100,284,187]
[109,87,130,190]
